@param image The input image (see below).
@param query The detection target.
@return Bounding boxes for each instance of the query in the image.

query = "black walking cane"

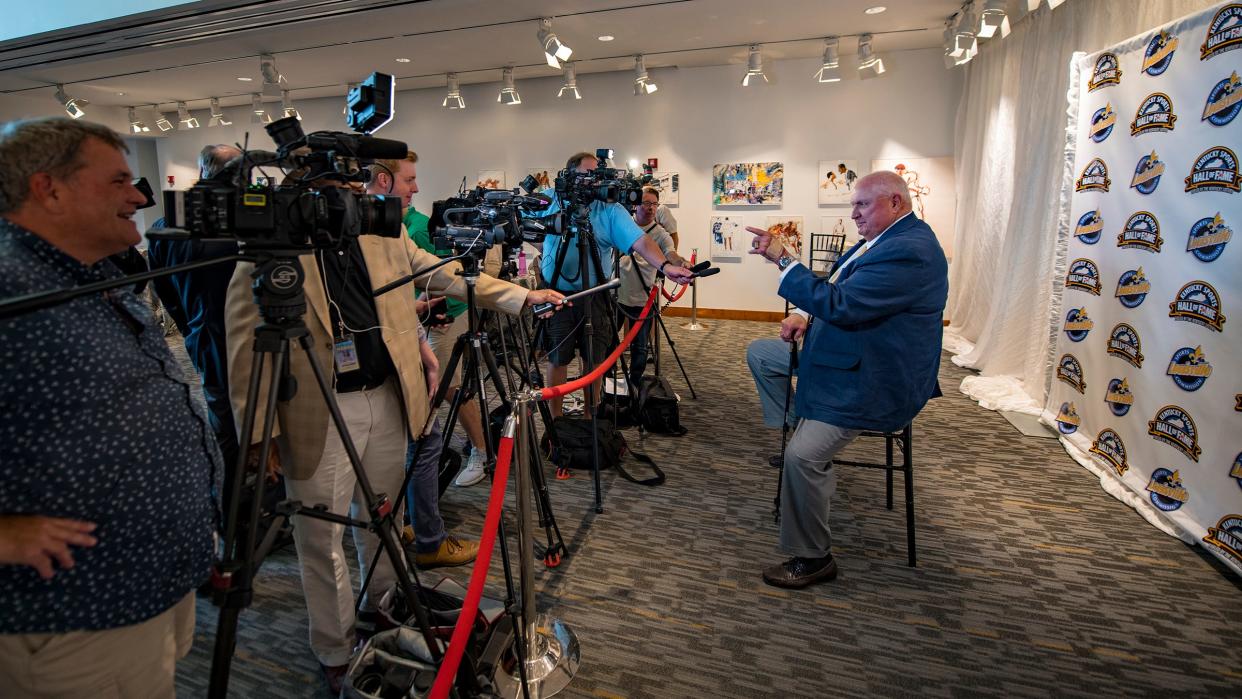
[773,323,800,524]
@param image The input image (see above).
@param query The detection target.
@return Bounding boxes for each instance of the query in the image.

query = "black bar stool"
[834,423,916,566]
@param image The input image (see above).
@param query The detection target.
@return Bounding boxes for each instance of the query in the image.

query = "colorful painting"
[709,215,743,260]
[712,161,783,206]
[477,169,506,189]
[765,216,804,259]
[818,159,860,205]
[525,167,555,191]
[653,171,679,206]
[871,156,957,259]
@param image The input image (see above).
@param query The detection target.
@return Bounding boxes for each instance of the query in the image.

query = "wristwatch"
[659,260,671,274]
[775,253,797,271]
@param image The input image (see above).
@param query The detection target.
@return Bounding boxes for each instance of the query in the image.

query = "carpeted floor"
[171,318,1242,698]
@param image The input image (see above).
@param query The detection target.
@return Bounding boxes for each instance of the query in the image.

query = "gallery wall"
[134,47,961,312]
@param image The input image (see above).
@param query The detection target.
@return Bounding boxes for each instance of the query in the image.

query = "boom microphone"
[305,133,409,159]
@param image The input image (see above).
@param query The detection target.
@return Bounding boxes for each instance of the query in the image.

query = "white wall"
[153,47,961,312]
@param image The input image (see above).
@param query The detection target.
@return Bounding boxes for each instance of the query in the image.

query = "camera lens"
[359,194,403,238]
[355,671,384,693]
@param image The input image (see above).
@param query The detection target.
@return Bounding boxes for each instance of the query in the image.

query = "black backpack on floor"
[543,416,665,486]
[636,375,687,436]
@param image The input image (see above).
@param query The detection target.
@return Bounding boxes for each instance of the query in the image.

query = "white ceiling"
[0,0,969,112]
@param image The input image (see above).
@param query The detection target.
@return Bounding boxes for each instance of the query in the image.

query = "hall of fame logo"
[1118,211,1163,252]
[1115,268,1152,308]
[1237,394,1242,411]
[1075,210,1104,244]
[1056,354,1086,393]
[1105,378,1134,417]
[1143,30,1179,74]
[1131,93,1176,135]
[1130,151,1165,194]
[1107,323,1144,368]
[1166,346,1212,391]
[1169,281,1227,332]
[1185,146,1241,193]
[1203,71,1242,126]
[1147,405,1201,461]
[1055,402,1081,435]
[1090,103,1117,142]
[1088,52,1123,91]
[1232,452,1242,490]
[1186,212,1232,262]
[1090,428,1129,476]
[1063,307,1094,342]
[1200,4,1242,61]
[1203,514,1242,569]
[1076,158,1111,192]
[1065,259,1101,295]
[1146,468,1190,511]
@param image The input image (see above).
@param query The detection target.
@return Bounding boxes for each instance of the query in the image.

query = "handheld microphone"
[689,260,712,273]
[694,267,721,278]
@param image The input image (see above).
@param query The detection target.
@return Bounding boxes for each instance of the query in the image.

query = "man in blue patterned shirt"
[0,117,220,696]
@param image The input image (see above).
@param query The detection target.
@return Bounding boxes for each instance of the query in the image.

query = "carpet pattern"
[171,318,1242,698]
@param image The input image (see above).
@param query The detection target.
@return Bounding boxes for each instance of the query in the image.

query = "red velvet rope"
[538,285,659,401]
[660,252,696,302]
[428,430,515,699]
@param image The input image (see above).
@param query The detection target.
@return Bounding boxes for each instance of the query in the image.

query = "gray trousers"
[746,337,798,429]
[779,419,861,558]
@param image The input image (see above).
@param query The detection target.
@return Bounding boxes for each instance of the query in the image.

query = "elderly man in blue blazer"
[746,170,948,589]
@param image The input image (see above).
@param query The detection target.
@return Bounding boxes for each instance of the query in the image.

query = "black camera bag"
[636,375,687,436]
[543,416,664,486]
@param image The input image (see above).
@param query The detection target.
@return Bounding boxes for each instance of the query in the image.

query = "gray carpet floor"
[171,318,1242,698]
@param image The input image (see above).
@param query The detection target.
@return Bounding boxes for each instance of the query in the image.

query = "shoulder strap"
[614,439,665,486]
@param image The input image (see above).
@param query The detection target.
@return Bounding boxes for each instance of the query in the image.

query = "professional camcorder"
[160,72,407,250]
[429,184,553,255]
[553,148,652,212]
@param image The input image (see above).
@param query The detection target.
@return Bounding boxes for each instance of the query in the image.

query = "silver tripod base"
[681,321,708,330]
[493,614,580,699]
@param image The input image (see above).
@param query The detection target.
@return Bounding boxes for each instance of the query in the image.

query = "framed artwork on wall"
[818,159,860,205]
[653,171,679,206]
[871,156,957,259]
[709,215,743,260]
[712,162,783,205]
[477,169,505,189]
[525,167,555,190]
[765,215,805,260]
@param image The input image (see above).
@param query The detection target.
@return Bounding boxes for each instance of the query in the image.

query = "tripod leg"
[294,334,442,663]
[656,312,697,400]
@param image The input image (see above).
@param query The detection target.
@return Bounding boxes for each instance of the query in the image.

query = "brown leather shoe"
[320,662,348,696]
[761,555,838,589]
[415,535,479,569]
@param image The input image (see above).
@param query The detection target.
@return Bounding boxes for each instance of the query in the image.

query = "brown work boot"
[415,535,479,569]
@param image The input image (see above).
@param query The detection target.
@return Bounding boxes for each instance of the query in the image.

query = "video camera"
[553,148,652,212]
[429,184,553,256]
[159,72,407,250]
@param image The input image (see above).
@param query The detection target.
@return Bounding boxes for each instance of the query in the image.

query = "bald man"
[746,171,947,589]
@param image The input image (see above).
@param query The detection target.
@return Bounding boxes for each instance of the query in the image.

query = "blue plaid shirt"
[0,218,220,633]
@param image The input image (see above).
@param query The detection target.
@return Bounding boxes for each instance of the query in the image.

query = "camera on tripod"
[429,186,552,258]
[160,72,408,250]
[553,148,652,212]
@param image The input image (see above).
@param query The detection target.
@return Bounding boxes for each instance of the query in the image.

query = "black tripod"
[625,256,697,401]
[208,247,451,698]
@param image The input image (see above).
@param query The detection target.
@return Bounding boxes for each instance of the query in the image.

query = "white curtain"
[946,0,1224,413]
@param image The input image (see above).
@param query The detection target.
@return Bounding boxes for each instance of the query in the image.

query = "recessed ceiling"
[0,0,965,111]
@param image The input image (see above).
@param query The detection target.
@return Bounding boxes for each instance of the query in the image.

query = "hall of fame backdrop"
[1044,2,1242,575]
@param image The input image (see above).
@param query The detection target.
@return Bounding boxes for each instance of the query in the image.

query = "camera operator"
[541,152,694,419]
[386,152,500,489]
[618,186,686,390]
[225,163,564,693]
[0,118,219,695]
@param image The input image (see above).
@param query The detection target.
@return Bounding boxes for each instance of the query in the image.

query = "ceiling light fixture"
[597,35,614,42]
[395,57,411,63]
[443,73,465,109]
[259,53,286,97]
[281,90,301,120]
[251,93,272,124]
[498,67,522,105]
[857,34,887,78]
[558,62,581,99]
[742,44,768,86]
[950,3,979,63]
[54,84,88,119]
[537,17,573,69]
[813,37,842,83]
[209,97,232,127]
[978,0,1010,39]
[154,109,174,132]
[865,5,887,14]
[237,76,253,82]
[943,17,965,68]
[633,55,658,95]
[128,108,150,134]
[176,101,199,129]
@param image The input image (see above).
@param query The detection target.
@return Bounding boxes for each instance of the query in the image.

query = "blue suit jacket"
[779,213,948,432]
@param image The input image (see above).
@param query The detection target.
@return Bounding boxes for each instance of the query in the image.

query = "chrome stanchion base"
[493,614,581,699]
[680,321,708,331]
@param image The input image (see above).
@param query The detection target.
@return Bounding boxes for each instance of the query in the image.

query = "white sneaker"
[453,449,488,487]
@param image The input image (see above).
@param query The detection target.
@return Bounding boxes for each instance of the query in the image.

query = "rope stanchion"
[428,421,516,699]
[538,285,659,401]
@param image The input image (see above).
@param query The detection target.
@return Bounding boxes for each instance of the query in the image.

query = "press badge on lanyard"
[334,333,360,373]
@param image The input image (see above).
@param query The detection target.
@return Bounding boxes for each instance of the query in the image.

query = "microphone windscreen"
[353,136,410,160]
[690,260,712,273]
[695,267,721,278]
